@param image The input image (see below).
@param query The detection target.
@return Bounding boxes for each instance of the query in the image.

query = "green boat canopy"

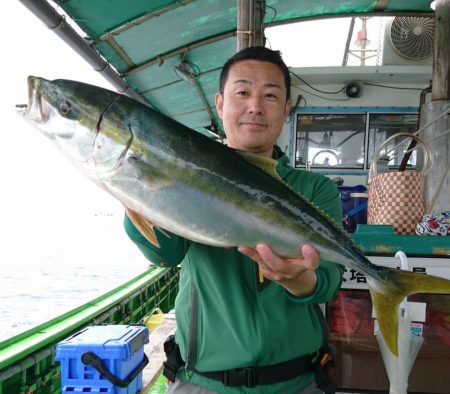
[31,0,435,135]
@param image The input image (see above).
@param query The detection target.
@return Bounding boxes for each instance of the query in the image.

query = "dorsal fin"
[236,150,280,180]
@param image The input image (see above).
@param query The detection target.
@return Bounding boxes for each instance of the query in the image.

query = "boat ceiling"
[51,0,434,136]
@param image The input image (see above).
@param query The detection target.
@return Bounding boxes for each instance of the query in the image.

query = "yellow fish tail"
[369,268,450,356]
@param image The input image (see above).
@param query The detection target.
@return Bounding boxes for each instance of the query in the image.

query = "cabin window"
[367,113,419,170]
[295,113,366,169]
[294,109,418,171]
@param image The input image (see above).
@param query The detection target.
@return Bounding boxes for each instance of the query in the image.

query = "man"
[124,46,343,393]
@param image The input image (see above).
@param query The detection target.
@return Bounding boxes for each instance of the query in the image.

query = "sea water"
[0,211,151,342]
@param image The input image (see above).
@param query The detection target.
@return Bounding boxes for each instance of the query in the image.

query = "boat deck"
[142,313,177,392]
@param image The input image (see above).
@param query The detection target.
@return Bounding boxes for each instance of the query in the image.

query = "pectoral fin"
[126,208,160,248]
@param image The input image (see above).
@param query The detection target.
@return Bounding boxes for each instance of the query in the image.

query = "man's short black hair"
[219,46,291,101]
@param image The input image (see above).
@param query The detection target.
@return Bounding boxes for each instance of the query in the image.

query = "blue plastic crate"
[55,325,149,394]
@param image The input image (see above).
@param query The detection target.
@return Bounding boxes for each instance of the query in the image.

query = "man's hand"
[238,243,319,297]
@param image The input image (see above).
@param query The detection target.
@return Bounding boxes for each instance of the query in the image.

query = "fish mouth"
[17,76,52,124]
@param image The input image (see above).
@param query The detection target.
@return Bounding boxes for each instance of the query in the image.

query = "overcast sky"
[0,3,123,260]
[1,3,117,211]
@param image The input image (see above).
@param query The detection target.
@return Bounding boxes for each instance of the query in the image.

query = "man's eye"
[236,91,248,96]
[265,93,278,100]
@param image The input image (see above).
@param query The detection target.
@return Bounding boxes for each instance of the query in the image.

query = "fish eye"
[59,101,71,116]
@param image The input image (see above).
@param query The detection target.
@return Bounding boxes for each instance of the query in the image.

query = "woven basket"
[367,132,432,235]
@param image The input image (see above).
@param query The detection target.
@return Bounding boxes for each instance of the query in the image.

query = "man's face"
[215,60,291,157]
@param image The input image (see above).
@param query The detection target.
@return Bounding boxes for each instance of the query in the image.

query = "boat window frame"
[290,106,419,173]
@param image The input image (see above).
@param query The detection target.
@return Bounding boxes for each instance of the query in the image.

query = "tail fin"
[369,268,450,356]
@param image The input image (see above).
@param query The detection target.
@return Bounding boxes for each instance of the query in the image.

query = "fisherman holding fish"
[125,47,344,394]
[21,37,450,394]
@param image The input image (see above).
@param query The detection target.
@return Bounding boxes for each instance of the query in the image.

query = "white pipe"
[395,251,409,311]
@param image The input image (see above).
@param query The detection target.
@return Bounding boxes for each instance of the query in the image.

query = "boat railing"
[0,266,180,394]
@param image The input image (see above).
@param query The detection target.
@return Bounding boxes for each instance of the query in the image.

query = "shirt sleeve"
[287,260,343,304]
[287,173,344,303]
[123,214,189,267]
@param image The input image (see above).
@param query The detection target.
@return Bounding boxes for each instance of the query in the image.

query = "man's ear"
[284,98,292,118]
[215,92,224,119]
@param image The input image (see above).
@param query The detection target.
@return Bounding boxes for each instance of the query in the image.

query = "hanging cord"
[381,107,450,158]
[387,127,450,164]
[413,128,450,148]
[428,159,450,214]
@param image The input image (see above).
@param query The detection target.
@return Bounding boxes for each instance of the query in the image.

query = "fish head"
[19,76,127,179]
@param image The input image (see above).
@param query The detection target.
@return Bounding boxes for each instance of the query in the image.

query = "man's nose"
[247,96,264,114]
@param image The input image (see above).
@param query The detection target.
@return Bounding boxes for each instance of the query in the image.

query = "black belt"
[163,334,337,392]
[196,353,315,388]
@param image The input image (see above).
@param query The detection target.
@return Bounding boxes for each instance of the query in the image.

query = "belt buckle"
[223,367,256,388]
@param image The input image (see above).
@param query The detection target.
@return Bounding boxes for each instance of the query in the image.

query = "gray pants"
[166,378,325,394]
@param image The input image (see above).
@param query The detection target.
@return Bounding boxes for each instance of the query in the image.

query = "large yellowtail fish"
[19,76,450,356]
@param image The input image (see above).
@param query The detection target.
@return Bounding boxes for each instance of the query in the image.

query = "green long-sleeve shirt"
[124,151,343,394]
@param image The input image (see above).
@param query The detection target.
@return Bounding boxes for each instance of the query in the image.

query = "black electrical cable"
[265,5,277,24]
[290,71,346,95]
[362,83,423,91]
[187,61,201,77]
[292,94,306,109]
[294,86,350,102]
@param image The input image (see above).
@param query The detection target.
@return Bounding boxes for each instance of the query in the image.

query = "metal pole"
[17,0,146,104]
[253,0,265,46]
[360,17,368,66]
[417,0,450,212]
[236,0,265,51]
[342,17,356,66]
[237,0,250,51]
[432,0,450,101]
